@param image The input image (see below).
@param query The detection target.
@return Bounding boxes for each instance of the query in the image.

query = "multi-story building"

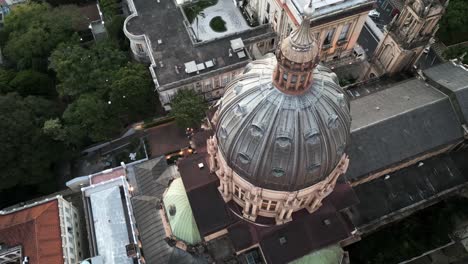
[364,0,447,78]
[0,196,84,264]
[123,0,276,109]
[245,0,375,62]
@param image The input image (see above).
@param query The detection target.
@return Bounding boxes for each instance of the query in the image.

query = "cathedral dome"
[214,58,351,191]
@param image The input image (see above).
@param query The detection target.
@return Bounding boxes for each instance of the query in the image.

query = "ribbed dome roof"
[215,58,351,191]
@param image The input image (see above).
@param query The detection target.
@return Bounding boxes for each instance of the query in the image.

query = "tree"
[109,63,155,123]
[1,3,81,70]
[437,0,468,45]
[50,41,127,98]
[170,89,208,129]
[0,68,16,93]
[9,70,54,96]
[62,93,122,143]
[0,93,63,190]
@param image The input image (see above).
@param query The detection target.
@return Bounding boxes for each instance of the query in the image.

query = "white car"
[369,10,380,18]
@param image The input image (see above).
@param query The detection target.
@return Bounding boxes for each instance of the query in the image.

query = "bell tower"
[367,0,447,77]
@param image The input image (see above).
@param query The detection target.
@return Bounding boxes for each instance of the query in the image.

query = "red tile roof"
[0,200,63,264]
[90,167,126,184]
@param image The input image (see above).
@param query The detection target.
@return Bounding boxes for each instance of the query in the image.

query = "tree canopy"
[437,0,468,45]
[1,3,81,70]
[170,89,208,129]
[50,41,127,98]
[0,93,64,190]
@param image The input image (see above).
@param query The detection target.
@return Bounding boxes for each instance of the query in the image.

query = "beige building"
[245,0,374,62]
[365,0,447,78]
[207,5,353,225]
[123,0,275,109]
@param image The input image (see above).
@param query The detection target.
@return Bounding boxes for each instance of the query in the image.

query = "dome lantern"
[272,0,320,94]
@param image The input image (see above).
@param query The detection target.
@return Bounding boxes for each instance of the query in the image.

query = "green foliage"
[62,93,121,143]
[170,89,208,129]
[183,0,217,23]
[443,45,468,64]
[0,68,16,93]
[1,3,81,70]
[43,118,66,141]
[209,16,227,32]
[437,0,468,45]
[0,93,64,190]
[106,15,129,51]
[109,63,155,122]
[142,116,175,129]
[9,70,54,96]
[100,0,121,19]
[50,41,127,98]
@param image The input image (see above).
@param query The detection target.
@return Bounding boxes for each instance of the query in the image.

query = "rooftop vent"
[159,61,164,68]
[230,38,245,52]
[279,236,287,245]
[184,61,197,74]
[237,50,246,59]
[157,39,163,44]
[169,204,176,216]
[323,219,331,226]
[205,60,214,68]
[384,175,390,180]
[198,163,204,169]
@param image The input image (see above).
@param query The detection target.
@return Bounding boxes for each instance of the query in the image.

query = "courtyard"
[185,0,252,41]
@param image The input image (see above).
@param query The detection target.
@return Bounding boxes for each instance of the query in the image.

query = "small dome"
[215,58,351,191]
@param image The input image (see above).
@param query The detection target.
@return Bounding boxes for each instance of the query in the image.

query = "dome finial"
[303,0,314,18]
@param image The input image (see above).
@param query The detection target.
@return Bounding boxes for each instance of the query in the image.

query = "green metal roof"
[163,177,202,245]
[289,245,343,264]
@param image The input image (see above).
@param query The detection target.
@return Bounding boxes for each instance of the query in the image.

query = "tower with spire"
[366,0,447,78]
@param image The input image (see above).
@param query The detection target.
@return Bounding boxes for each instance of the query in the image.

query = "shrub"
[209,16,226,32]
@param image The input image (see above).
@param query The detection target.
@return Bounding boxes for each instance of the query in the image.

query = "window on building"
[283,73,288,81]
[213,76,219,88]
[338,23,351,41]
[323,28,336,46]
[266,3,270,14]
[261,199,278,211]
[291,75,298,83]
[195,82,202,92]
[234,185,245,201]
[222,75,230,86]
[299,198,307,207]
[204,80,212,92]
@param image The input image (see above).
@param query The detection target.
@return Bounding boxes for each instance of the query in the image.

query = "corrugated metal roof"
[289,245,343,264]
[163,178,201,245]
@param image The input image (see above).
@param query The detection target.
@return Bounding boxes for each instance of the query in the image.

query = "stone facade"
[365,0,446,78]
[207,135,350,225]
[247,0,373,62]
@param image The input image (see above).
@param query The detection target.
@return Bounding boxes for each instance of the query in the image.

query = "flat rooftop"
[292,0,374,23]
[83,178,138,264]
[125,0,274,88]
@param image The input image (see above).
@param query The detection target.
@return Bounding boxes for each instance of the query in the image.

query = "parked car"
[369,9,380,18]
